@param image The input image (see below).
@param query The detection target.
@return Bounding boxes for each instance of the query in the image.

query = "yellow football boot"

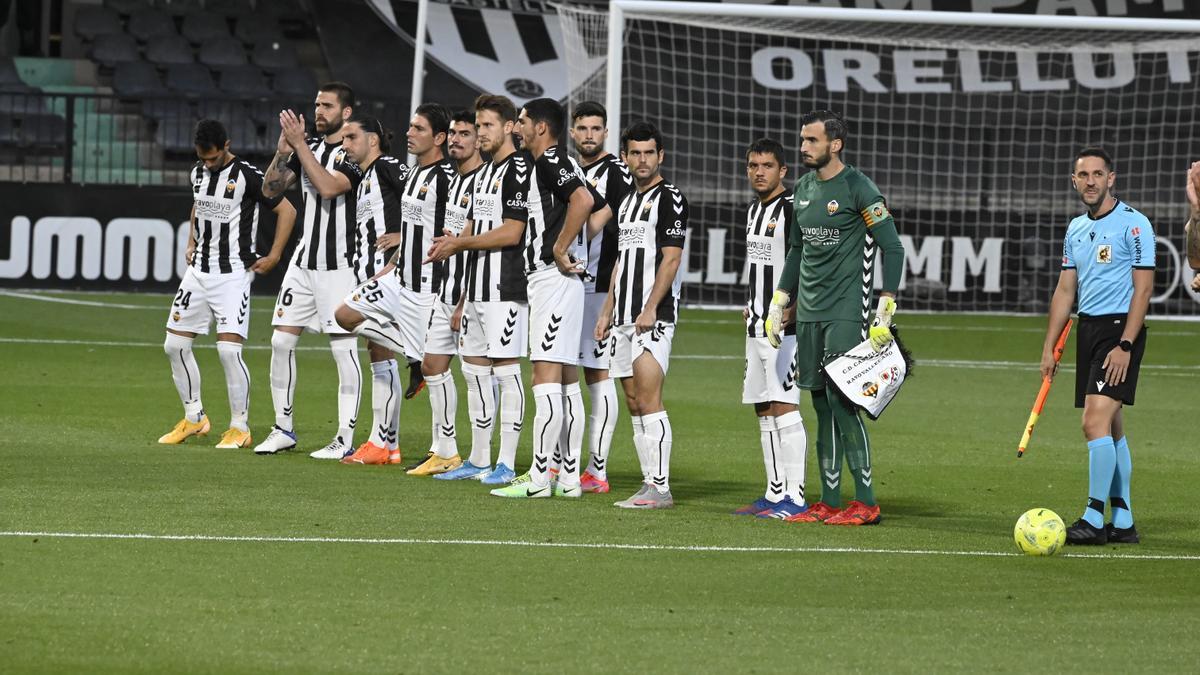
[158,416,211,444]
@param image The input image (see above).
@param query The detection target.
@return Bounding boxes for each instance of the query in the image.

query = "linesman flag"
[823,331,914,420]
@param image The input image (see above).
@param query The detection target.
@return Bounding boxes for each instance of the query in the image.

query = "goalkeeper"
[765,110,904,526]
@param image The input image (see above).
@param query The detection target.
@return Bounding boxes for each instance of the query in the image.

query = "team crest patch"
[172,311,181,322]
[492,179,501,190]
[861,201,890,227]
[276,308,284,317]
[589,178,598,187]
[364,178,372,191]
[335,150,346,164]
[459,194,469,207]
[352,293,361,302]
[1131,226,1141,236]
[861,380,879,398]
[642,200,654,213]
[826,200,839,216]
[1097,244,1112,264]
[766,220,777,235]
[419,184,429,197]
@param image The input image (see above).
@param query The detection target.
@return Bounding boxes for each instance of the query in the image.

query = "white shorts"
[166,267,253,338]
[344,274,435,361]
[460,300,528,360]
[424,300,459,357]
[742,336,800,405]
[579,291,611,371]
[609,322,674,379]
[528,268,584,366]
[272,265,357,334]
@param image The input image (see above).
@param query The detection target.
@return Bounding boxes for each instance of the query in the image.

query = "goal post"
[557,1,1200,315]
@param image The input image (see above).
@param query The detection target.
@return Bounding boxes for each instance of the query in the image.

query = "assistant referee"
[1040,147,1154,546]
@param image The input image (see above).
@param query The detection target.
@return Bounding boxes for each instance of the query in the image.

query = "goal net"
[557,3,1200,316]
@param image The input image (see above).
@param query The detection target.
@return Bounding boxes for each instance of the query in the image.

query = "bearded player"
[764,110,904,526]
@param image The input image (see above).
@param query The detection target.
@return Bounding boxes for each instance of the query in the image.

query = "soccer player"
[568,101,633,494]
[764,110,904,526]
[595,121,688,510]
[476,97,598,499]
[254,82,364,459]
[327,115,409,465]
[1041,147,1154,546]
[732,138,807,520]
[412,109,486,477]
[425,94,530,484]
[1186,161,1200,292]
[158,119,296,447]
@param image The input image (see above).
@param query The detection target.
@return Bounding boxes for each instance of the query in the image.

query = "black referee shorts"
[1074,313,1147,408]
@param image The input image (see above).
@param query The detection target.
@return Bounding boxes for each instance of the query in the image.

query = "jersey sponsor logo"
[356,195,375,222]
[746,238,774,262]
[474,195,498,222]
[556,167,575,186]
[802,226,841,246]
[826,200,839,216]
[505,191,527,209]
[619,225,647,249]
[402,196,425,222]
[1097,244,1112,264]
[1131,226,1140,236]
[1133,235,1144,263]
[194,196,233,220]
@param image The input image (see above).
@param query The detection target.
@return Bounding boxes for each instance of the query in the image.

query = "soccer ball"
[1013,508,1067,556]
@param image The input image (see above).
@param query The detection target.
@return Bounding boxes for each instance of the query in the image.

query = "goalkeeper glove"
[764,289,790,349]
[869,296,897,353]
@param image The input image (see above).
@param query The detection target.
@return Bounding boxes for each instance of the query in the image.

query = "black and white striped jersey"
[190,157,282,274]
[578,153,632,294]
[353,155,408,284]
[394,158,455,294]
[524,144,589,275]
[465,150,530,303]
[612,179,689,326]
[286,138,363,271]
[744,192,793,338]
[438,162,483,305]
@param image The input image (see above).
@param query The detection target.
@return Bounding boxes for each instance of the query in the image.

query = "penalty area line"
[0,531,1196,561]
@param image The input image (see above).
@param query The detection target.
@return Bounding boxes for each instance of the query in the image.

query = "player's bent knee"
[333,305,361,333]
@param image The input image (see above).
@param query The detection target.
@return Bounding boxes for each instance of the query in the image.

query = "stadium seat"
[196,98,247,125]
[145,35,195,66]
[113,61,169,97]
[91,33,141,68]
[271,67,316,99]
[251,41,299,70]
[128,8,177,42]
[165,63,219,97]
[0,92,47,115]
[0,112,19,147]
[199,36,248,67]
[181,13,230,44]
[216,65,267,99]
[0,58,32,92]
[154,114,197,153]
[142,98,193,124]
[18,113,68,149]
[158,0,205,15]
[106,0,151,15]
[206,0,254,18]
[233,17,283,47]
[75,6,124,41]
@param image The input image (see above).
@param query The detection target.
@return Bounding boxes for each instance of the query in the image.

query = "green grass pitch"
[1,290,1198,673]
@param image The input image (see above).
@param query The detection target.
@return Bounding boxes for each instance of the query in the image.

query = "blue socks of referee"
[1083,436,1117,528]
[1110,436,1134,529]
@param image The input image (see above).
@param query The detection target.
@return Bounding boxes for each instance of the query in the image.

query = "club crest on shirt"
[1097,244,1112,264]
[364,178,372,191]
[766,220,777,235]
[492,179,501,191]
[642,199,654,214]
[419,184,429,198]
[459,194,470,208]
[589,177,598,187]
[335,150,346,164]
[826,200,839,216]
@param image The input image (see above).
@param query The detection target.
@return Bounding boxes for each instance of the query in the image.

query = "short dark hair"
[415,102,450,137]
[1075,146,1114,172]
[193,118,227,150]
[318,81,355,109]
[474,93,517,123]
[799,110,849,150]
[350,113,393,153]
[572,101,607,125]
[450,108,475,126]
[522,97,565,140]
[746,138,787,168]
[620,121,664,153]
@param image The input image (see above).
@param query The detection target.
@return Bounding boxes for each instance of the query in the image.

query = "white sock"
[642,411,673,493]
[494,363,524,471]
[630,414,648,483]
[462,361,494,468]
[269,330,299,432]
[530,382,563,487]
[351,317,406,356]
[164,333,204,422]
[776,411,808,505]
[758,416,784,503]
[368,360,401,450]
[330,336,362,446]
[216,341,250,431]
[427,370,458,459]
[559,383,585,487]
[586,378,618,479]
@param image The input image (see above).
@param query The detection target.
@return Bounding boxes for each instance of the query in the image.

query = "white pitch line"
[2,530,1197,561]
[0,289,270,313]
[1,337,1197,374]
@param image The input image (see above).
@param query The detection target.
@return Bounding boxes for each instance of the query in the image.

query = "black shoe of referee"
[405,360,425,399]
[1065,518,1108,545]
[1106,523,1140,544]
